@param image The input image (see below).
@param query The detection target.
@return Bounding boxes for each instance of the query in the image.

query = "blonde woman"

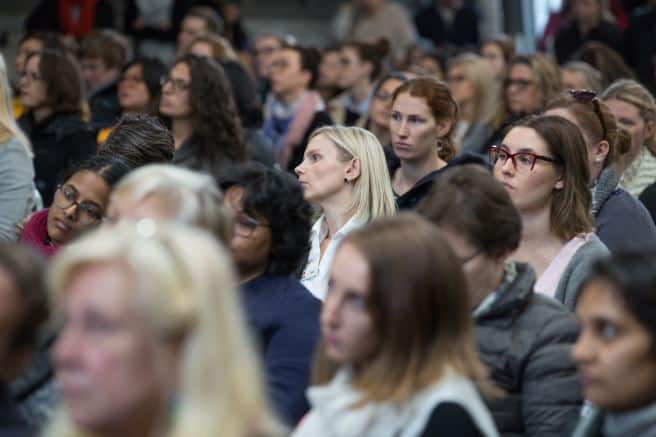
[602,79,656,197]
[295,125,396,300]
[446,53,498,155]
[45,222,283,437]
[0,54,36,241]
[106,164,233,245]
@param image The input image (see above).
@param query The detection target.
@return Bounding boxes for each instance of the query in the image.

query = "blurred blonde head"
[0,54,31,154]
[108,164,232,244]
[309,126,397,221]
[46,222,283,437]
[447,53,498,124]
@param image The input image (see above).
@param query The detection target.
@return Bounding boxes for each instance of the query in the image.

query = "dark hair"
[185,6,224,34]
[281,45,322,90]
[343,39,391,81]
[220,162,312,276]
[582,252,656,353]
[510,115,593,240]
[393,77,458,161]
[573,42,635,88]
[120,57,168,115]
[27,49,84,115]
[78,30,128,70]
[19,31,69,53]
[0,245,48,350]
[481,34,516,65]
[371,71,408,99]
[57,155,131,190]
[98,114,174,169]
[175,54,247,174]
[219,60,261,128]
[418,165,522,258]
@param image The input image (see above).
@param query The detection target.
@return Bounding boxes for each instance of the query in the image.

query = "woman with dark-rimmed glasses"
[545,90,656,252]
[19,155,129,258]
[490,115,608,310]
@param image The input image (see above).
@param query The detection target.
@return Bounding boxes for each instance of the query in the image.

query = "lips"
[502,182,515,191]
[393,142,412,152]
[55,218,72,233]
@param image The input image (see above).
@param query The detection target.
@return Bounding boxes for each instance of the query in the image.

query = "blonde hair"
[109,164,233,244]
[447,53,498,124]
[602,79,656,155]
[0,54,31,155]
[45,222,283,437]
[309,126,397,221]
[186,33,238,61]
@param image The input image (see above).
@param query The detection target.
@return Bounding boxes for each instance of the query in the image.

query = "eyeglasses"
[489,145,562,172]
[459,249,482,265]
[120,74,144,85]
[233,212,270,238]
[504,78,533,89]
[569,89,608,141]
[19,70,42,82]
[54,184,104,222]
[374,90,394,102]
[160,75,190,92]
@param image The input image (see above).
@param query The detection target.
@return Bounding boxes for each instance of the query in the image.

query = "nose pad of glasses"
[62,203,79,218]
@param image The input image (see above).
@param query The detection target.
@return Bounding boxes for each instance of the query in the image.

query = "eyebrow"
[500,144,540,154]
[67,184,103,209]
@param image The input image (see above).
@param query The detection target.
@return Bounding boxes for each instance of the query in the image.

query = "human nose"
[571,328,594,366]
[321,293,340,331]
[62,202,80,220]
[395,118,409,138]
[294,161,305,176]
[500,154,515,174]
[53,322,82,370]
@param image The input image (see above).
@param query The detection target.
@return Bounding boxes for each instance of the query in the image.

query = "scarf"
[263,91,324,167]
[604,402,656,437]
[19,209,59,258]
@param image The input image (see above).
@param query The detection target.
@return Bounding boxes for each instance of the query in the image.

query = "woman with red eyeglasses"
[545,90,656,253]
[490,115,608,311]
[19,155,129,258]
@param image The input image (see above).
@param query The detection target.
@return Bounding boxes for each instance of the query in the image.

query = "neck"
[518,205,561,247]
[97,399,165,437]
[278,87,306,105]
[471,265,506,309]
[459,101,474,122]
[171,118,193,150]
[238,266,267,284]
[321,194,355,239]
[350,80,371,108]
[33,106,53,123]
[396,153,446,191]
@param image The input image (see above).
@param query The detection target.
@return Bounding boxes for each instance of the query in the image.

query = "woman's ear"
[344,158,361,183]
[554,174,565,190]
[593,140,610,164]
[435,119,452,139]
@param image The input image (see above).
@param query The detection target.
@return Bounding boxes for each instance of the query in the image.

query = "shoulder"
[522,294,579,342]
[575,234,610,259]
[418,402,485,437]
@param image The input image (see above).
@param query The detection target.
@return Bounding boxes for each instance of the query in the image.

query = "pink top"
[534,233,594,298]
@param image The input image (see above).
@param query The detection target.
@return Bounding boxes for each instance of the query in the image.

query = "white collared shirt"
[301,215,366,301]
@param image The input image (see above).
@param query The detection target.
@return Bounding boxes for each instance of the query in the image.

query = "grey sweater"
[553,234,609,311]
[0,138,35,241]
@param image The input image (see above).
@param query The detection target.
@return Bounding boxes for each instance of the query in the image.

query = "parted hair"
[447,53,498,124]
[309,126,397,221]
[312,213,499,404]
[26,49,84,115]
[392,77,458,161]
[510,115,593,241]
[46,223,283,437]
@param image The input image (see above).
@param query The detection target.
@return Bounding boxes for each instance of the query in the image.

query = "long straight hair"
[0,54,31,154]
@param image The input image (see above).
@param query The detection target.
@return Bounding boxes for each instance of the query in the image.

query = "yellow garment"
[96,126,113,145]
[13,97,24,119]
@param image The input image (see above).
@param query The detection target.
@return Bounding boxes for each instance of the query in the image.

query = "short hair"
[447,53,499,124]
[185,6,224,35]
[602,79,656,154]
[78,30,128,70]
[393,77,459,161]
[581,252,656,355]
[561,61,603,93]
[98,114,174,168]
[0,54,31,154]
[509,115,593,241]
[309,126,397,221]
[546,91,631,168]
[47,223,282,436]
[280,45,322,90]
[312,213,497,403]
[573,41,634,88]
[342,39,391,81]
[27,49,84,115]
[220,162,312,276]
[119,57,168,115]
[56,154,131,191]
[418,165,522,259]
[110,164,232,245]
[0,244,48,350]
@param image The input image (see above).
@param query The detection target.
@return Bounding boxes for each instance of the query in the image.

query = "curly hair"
[220,162,312,276]
[175,54,247,174]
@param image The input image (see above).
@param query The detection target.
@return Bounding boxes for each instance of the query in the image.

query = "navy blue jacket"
[241,275,321,426]
[597,188,656,252]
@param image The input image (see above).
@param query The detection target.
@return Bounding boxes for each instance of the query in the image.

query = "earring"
[344,178,349,184]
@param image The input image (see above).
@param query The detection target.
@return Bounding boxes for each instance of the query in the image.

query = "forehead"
[577,279,628,321]
[124,63,142,76]
[306,133,339,155]
[256,36,281,49]
[482,43,502,56]
[510,63,533,78]
[65,262,132,314]
[333,242,370,292]
[183,15,207,30]
[503,126,550,154]
[21,38,43,51]
[171,62,190,78]
[277,49,301,66]
[380,77,403,92]
[65,170,109,203]
[25,54,40,70]
[604,98,642,120]
[392,92,432,116]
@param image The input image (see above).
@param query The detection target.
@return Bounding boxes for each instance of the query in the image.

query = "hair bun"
[614,128,632,156]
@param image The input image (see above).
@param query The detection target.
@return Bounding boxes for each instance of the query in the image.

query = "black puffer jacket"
[474,262,582,437]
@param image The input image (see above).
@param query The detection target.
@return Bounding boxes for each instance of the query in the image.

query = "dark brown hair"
[510,115,593,241]
[78,30,127,70]
[343,38,391,81]
[184,6,224,35]
[546,92,631,168]
[28,49,84,115]
[481,34,516,65]
[418,165,522,258]
[573,42,635,88]
[392,77,458,161]
[312,213,498,403]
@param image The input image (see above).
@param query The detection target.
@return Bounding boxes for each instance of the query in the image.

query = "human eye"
[79,203,103,221]
[82,311,117,334]
[390,111,401,122]
[344,291,366,310]
[408,115,424,124]
[309,152,321,162]
[597,320,619,340]
[516,153,534,167]
[63,185,78,201]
